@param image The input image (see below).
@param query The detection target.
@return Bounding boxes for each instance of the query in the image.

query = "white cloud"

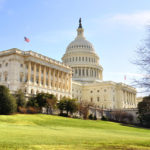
[108,11,150,28]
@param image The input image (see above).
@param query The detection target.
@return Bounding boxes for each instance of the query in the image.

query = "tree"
[134,29,150,92]
[27,96,39,108]
[0,85,16,114]
[46,94,57,114]
[138,96,150,127]
[14,89,26,111]
[30,93,57,114]
[57,97,78,116]
[78,100,94,119]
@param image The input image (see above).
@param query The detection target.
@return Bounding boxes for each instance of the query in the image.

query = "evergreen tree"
[0,85,16,114]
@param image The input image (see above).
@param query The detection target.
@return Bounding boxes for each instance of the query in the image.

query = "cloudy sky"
[1,0,150,95]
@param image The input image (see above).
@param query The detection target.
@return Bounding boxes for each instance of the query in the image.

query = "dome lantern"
[76,18,85,39]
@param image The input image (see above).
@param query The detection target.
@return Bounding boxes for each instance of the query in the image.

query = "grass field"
[0,114,150,150]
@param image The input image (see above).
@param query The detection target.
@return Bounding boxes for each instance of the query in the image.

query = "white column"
[33,63,36,85]
[27,61,31,83]
[52,69,55,89]
[38,65,41,86]
[43,66,46,87]
[48,68,51,88]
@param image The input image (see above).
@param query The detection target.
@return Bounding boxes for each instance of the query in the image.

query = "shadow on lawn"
[120,122,150,129]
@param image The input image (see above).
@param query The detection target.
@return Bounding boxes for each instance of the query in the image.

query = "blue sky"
[1,0,150,95]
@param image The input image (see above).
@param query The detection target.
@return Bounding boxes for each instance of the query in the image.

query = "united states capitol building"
[0,19,136,110]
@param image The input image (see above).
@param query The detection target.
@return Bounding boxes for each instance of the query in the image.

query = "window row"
[68,45,92,49]
[90,89,107,93]
[0,63,8,68]
[64,57,97,63]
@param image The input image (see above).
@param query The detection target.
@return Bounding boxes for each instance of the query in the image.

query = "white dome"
[62,19,103,83]
[66,36,95,53]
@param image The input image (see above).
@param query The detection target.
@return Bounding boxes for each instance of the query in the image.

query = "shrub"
[94,115,97,120]
[18,106,27,114]
[26,107,40,114]
[88,114,94,120]
[110,110,134,124]
[101,116,108,121]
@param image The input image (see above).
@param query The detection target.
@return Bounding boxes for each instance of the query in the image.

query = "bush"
[101,116,108,121]
[110,110,134,124]
[26,107,40,114]
[94,115,97,120]
[0,85,17,114]
[59,113,68,117]
[18,106,27,114]
[88,114,94,120]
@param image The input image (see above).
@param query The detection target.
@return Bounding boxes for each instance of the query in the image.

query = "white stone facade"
[0,48,72,99]
[62,19,137,110]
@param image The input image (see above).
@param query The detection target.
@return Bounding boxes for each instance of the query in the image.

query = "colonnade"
[123,91,136,108]
[26,61,72,92]
[72,67,102,80]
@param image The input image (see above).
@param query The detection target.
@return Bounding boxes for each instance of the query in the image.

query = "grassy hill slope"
[0,114,150,150]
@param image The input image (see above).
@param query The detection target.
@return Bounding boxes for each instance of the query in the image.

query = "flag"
[124,75,126,80]
[24,36,30,43]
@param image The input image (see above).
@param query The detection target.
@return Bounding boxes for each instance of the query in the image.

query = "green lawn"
[0,114,150,150]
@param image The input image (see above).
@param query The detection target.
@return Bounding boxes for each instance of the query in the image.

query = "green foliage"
[0,85,16,114]
[27,96,39,107]
[138,96,150,127]
[27,93,57,114]
[14,89,26,111]
[101,116,108,121]
[93,114,97,120]
[57,97,78,116]
[88,114,94,120]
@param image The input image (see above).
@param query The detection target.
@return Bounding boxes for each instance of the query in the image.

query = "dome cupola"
[66,18,95,53]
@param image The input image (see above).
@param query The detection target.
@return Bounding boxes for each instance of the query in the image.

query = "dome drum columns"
[72,67,103,80]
